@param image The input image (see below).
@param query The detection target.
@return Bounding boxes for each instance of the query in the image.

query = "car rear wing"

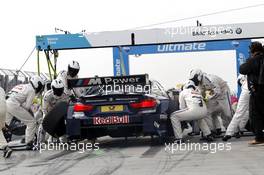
[68,74,149,88]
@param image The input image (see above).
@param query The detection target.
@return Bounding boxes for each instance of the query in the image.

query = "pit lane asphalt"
[0,135,264,175]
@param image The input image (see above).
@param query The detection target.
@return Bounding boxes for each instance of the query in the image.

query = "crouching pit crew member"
[0,87,12,158]
[170,80,213,144]
[38,78,69,143]
[5,76,44,149]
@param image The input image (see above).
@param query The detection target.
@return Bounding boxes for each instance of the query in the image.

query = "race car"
[43,74,179,141]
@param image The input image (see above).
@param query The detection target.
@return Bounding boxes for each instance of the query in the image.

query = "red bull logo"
[93,115,129,125]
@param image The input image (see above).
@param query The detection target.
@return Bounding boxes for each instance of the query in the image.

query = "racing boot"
[211,129,222,138]
[215,128,222,136]
[222,135,232,142]
[204,134,214,142]
[234,132,241,139]
[200,133,214,142]
[3,146,12,158]
[25,137,38,151]
[2,126,12,142]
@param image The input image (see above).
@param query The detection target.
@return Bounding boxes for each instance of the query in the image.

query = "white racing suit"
[0,87,7,149]
[170,88,211,139]
[5,84,37,144]
[38,90,69,143]
[200,74,233,130]
[225,75,250,135]
[57,70,83,97]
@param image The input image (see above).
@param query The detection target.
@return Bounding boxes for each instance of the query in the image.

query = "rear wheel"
[42,102,68,138]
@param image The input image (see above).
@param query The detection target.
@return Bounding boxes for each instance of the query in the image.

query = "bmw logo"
[236,28,242,34]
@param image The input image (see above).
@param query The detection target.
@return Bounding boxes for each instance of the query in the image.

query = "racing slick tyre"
[42,101,68,138]
[167,96,179,114]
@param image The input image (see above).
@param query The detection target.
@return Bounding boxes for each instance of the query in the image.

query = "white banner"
[85,22,264,47]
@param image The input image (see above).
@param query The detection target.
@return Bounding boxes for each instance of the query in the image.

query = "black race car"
[43,74,179,141]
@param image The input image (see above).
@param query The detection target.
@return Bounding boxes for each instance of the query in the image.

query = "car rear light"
[130,99,157,109]
[73,103,94,112]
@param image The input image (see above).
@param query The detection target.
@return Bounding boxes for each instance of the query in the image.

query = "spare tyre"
[167,95,179,115]
[166,96,179,137]
[42,101,68,138]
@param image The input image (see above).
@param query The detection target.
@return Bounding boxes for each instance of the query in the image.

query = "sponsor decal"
[93,115,129,125]
[115,59,121,76]
[157,43,206,52]
[68,74,147,87]
[47,37,58,45]
[192,27,234,37]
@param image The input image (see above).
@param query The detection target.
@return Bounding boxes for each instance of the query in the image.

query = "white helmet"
[51,79,64,97]
[183,80,196,90]
[68,60,80,77]
[189,69,203,86]
[189,69,203,80]
[68,60,80,69]
[30,75,45,93]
